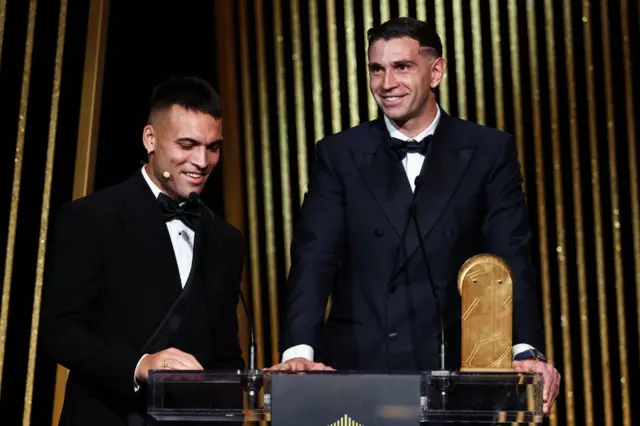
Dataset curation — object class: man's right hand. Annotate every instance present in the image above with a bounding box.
[135,347,203,383]
[265,357,334,372]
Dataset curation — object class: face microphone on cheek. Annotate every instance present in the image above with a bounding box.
[163,171,171,180]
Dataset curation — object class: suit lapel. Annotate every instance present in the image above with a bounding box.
[395,112,476,275]
[120,173,182,309]
[353,119,413,238]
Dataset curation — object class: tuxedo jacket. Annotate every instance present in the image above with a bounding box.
[282,112,544,372]
[41,172,245,425]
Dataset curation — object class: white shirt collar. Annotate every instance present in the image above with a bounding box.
[383,104,441,142]
[141,165,163,199]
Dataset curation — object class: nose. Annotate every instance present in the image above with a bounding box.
[382,70,398,91]
[191,146,208,169]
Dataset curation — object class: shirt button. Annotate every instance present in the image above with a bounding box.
[388,332,398,340]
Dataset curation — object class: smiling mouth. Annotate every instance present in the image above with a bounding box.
[183,172,206,179]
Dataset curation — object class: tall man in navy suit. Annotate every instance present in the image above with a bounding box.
[271,18,561,415]
[41,76,245,425]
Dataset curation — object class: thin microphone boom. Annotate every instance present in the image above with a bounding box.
[409,177,447,372]
[189,192,260,410]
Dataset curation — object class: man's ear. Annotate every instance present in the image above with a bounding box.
[142,124,156,154]
[430,57,447,89]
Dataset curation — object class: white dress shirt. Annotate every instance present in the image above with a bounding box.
[282,106,534,364]
[134,166,196,390]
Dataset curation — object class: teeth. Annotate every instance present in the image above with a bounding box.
[386,97,400,101]
[185,173,202,178]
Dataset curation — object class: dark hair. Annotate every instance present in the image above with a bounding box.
[367,17,442,57]
[148,75,222,122]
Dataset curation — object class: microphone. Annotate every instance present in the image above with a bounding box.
[163,171,171,179]
[410,176,447,372]
[189,192,260,409]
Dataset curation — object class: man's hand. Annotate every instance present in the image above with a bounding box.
[265,357,335,372]
[135,347,203,383]
[513,360,561,415]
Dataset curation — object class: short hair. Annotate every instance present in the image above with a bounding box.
[367,17,443,57]
[148,75,222,122]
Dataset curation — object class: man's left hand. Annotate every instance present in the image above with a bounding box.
[512,360,561,415]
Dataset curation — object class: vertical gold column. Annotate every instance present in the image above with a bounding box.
[291,0,309,200]
[53,2,110,424]
[525,5,555,424]
[543,2,574,424]
[452,0,467,120]
[214,0,250,382]
[563,0,593,423]
[380,0,390,22]
[273,0,293,272]
[489,0,504,130]
[363,0,377,121]
[254,0,280,364]
[507,0,526,193]
[620,0,640,357]
[344,0,359,127]
[434,0,449,112]
[24,2,67,424]
[0,0,37,396]
[416,1,426,21]
[398,0,409,17]
[326,0,341,134]
[582,1,613,425]
[238,0,265,370]
[470,0,484,124]
[309,0,325,142]
[0,0,6,66]
[600,2,631,424]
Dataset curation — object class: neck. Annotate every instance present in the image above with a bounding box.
[145,164,180,201]
[388,99,438,138]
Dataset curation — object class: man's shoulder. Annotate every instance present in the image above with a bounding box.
[57,174,137,220]
[316,120,382,150]
[448,116,512,143]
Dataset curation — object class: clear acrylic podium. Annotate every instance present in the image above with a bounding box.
[147,369,543,424]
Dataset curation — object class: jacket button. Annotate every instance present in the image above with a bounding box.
[388,332,398,340]
[374,228,383,237]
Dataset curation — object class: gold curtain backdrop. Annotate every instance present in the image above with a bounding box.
[0,1,637,425]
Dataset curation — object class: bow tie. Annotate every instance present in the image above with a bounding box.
[389,135,432,160]
[157,193,201,230]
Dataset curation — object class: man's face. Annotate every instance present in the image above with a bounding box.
[368,37,441,125]
[143,105,222,200]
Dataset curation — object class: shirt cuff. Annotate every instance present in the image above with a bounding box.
[512,343,535,358]
[133,354,148,392]
[282,345,314,362]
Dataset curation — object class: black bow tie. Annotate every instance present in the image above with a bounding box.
[157,193,201,230]
[389,135,432,160]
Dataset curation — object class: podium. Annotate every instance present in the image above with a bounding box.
[147,369,543,424]
[148,253,544,424]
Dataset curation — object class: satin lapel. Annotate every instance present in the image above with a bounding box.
[353,120,413,238]
[395,112,476,274]
[120,174,182,309]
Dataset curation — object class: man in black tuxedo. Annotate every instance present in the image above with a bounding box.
[271,18,561,415]
[41,76,245,425]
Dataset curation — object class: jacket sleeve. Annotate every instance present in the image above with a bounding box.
[40,202,142,397]
[481,136,546,353]
[282,140,346,354]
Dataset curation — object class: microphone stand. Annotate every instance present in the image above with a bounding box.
[189,193,262,416]
[409,178,450,410]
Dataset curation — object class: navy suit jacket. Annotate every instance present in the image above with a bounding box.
[282,112,544,372]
